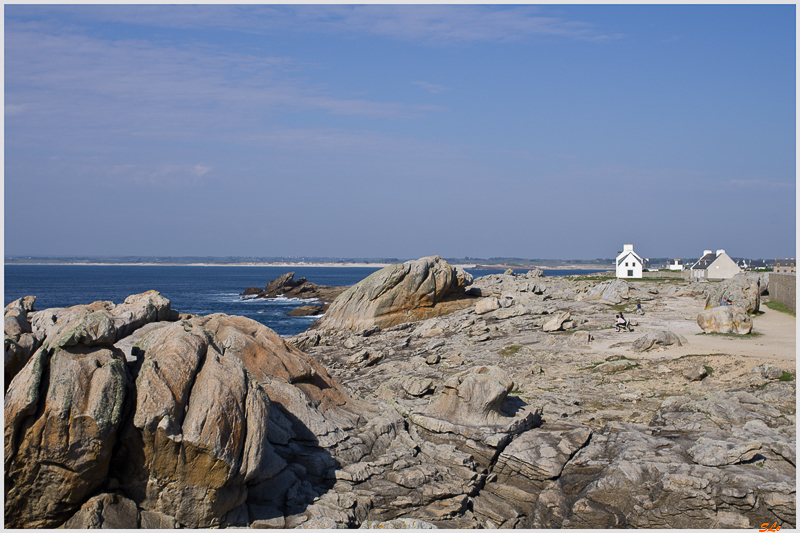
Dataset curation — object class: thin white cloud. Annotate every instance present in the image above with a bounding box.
[4,21,443,151]
[413,81,449,94]
[6,5,619,44]
[192,164,212,178]
[301,5,616,44]
[129,164,216,187]
[5,104,29,116]
[729,179,794,190]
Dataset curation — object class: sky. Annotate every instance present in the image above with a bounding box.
[4,4,796,260]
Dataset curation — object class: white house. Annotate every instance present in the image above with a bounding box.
[616,244,643,279]
[668,259,684,271]
[690,249,741,280]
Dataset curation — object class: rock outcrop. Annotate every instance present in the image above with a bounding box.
[5,271,796,530]
[704,272,766,313]
[423,365,517,426]
[585,279,631,303]
[286,304,327,316]
[313,256,475,332]
[5,342,129,527]
[291,271,794,528]
[542,311,570,332]
[4,293,374,529]
[4,296,40,391]
[632,330,686,352]
[241,272,347,304]
[697,305,753,334]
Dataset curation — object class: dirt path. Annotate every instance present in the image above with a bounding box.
[665,300,796,365]
[590,295,796,373]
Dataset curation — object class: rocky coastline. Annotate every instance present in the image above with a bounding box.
[4,256,795,529]
[241,271,349,317]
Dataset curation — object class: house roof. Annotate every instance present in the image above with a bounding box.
[691,252,717,270]
[616,251,642,267]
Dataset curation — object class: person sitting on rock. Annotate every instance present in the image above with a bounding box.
[720,298,730,306]
[615,313,627,332]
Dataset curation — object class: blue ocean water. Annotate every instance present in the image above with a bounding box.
[4,265,606,336]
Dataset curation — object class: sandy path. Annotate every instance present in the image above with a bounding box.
[590,296,796,371]
[665,300,796,365]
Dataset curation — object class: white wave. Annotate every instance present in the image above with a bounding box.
[268,295,320,304]
[235,295,318,304]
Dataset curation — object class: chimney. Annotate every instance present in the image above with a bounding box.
[624,244,633,252]
[716,249,725,256]
[703,250,712,256]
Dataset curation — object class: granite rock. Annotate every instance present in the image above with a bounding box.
[314,256,474,332]
[697,305,752,334]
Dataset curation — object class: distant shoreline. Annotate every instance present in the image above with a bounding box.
[5,261,613,271]
[4,262,394,268]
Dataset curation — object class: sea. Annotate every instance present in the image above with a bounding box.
[4,265,607,336]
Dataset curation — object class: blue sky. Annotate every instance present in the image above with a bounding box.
[4,5,796,260]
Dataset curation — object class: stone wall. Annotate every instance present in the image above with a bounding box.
[642,270,691,279]
[768,273,796,313]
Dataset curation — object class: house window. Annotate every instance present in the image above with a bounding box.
[628,270,633,277]
[625,262,629,267]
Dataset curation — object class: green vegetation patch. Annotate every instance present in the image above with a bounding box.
[580,356,639,372]
[678,353,727,359]
[567,275,614,281]
[499,345,523,356]
[703,365,714,376]
[765,300,796,317]
[621,376,652,384]
[695,332,762,339]
[628,277,687,283]
[779,371,795,382]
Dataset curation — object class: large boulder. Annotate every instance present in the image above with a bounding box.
[28,290,172,346]
[632,330,686,352]
[424,366,514,427]
[697,305,752,334]
[62,493,143,529]
[542,311,570,332]
[5,344,129,528]
[5,291,374,529]
[585,279,631,304]
[110,320,283,528]
[4,295,40,390]
[313,256,474,331]
[400,366,542,470]
[475,297,500,315]
[704,272,765,313]
[109,290,173,339]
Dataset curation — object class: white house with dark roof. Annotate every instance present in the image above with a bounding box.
[774,258,796,273]
[690,249,741,280]
[616,244,643,278]
[668,259,684,271]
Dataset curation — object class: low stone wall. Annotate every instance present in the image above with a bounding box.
[768,273,796,313]
[642,270,691,279]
